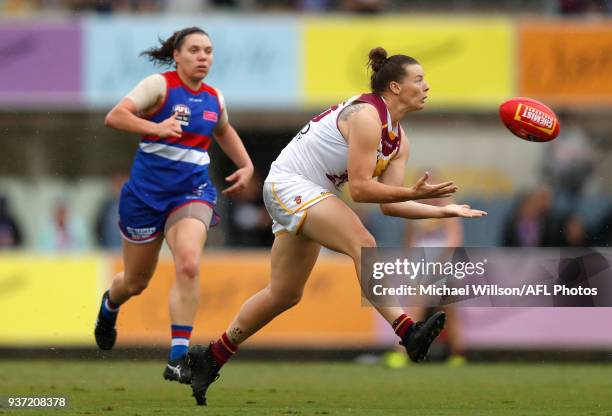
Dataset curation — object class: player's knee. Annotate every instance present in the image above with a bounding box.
[270,289,303,311]
[360,232,377,249]
[125,279,149,296]
[284,291,303,309]
[277,294,302,311]
[348,231,377,260]
[176,256,200,280]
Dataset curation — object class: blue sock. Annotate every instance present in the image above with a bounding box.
[169,325,192,361]
[100,290,120,325]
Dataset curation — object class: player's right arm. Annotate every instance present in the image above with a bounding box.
[341,104,456,203]
[104,74,181,139]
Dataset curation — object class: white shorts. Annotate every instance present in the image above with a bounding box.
[263,175,335,235]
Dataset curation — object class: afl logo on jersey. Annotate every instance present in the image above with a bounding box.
[172,104,191,126]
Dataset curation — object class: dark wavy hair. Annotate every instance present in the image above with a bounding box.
[140,27,209,67]
[368,46,419,94]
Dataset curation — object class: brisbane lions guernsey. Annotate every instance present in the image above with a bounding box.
[127,71,222,211]
[267,93,402,192]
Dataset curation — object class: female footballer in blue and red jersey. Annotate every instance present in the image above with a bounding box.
[94,27,254,387]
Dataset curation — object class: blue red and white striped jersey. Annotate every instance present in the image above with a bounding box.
[127,71,222,211]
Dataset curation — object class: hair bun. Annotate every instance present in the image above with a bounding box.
[368,47,388,73]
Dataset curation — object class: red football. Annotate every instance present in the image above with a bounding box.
[499,97,560,142]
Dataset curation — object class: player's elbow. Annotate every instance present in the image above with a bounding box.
[104,110,117,129]
[350,182,371,203]
[104,106,128,129]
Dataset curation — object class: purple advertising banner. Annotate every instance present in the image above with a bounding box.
[0,21,81,106]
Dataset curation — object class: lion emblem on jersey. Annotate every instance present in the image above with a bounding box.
[372,156,391,177]
[373,133,400,177]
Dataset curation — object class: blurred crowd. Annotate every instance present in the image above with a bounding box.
[1,171,611,253]
[1,112,611,252]
[2,0,611,14]
[503,115,611,248]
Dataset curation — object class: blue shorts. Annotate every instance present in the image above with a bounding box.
[118,183,220,244]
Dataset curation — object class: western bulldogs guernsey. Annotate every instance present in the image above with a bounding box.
[119,71,222,242]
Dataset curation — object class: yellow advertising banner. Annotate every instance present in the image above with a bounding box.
[303,17,514,109]
[519,21,612,105]
[0,255,101,345]
[112,252,378,347]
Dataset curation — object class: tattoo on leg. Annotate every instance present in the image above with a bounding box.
[229,327,243,344]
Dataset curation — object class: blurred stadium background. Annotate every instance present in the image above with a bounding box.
[1,1,612,414]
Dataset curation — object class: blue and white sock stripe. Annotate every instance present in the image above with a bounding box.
[170,325,192,345]
[171,338,190,347]
[169,324,193,360]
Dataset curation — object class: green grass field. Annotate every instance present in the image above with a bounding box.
[1,360,611,415]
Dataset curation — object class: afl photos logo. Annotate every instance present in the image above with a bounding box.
[172,104,191,126]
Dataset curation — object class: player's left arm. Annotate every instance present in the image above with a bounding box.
[378,128,487,219]
[212,89,254,196]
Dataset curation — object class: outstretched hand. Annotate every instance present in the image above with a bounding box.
[442,204,488,218]
[409,172,458,200]
[222,166,254,196]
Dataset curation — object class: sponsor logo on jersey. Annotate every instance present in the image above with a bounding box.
[203,111,218,122]
[294,195,302,205]
[172,104,191,126]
